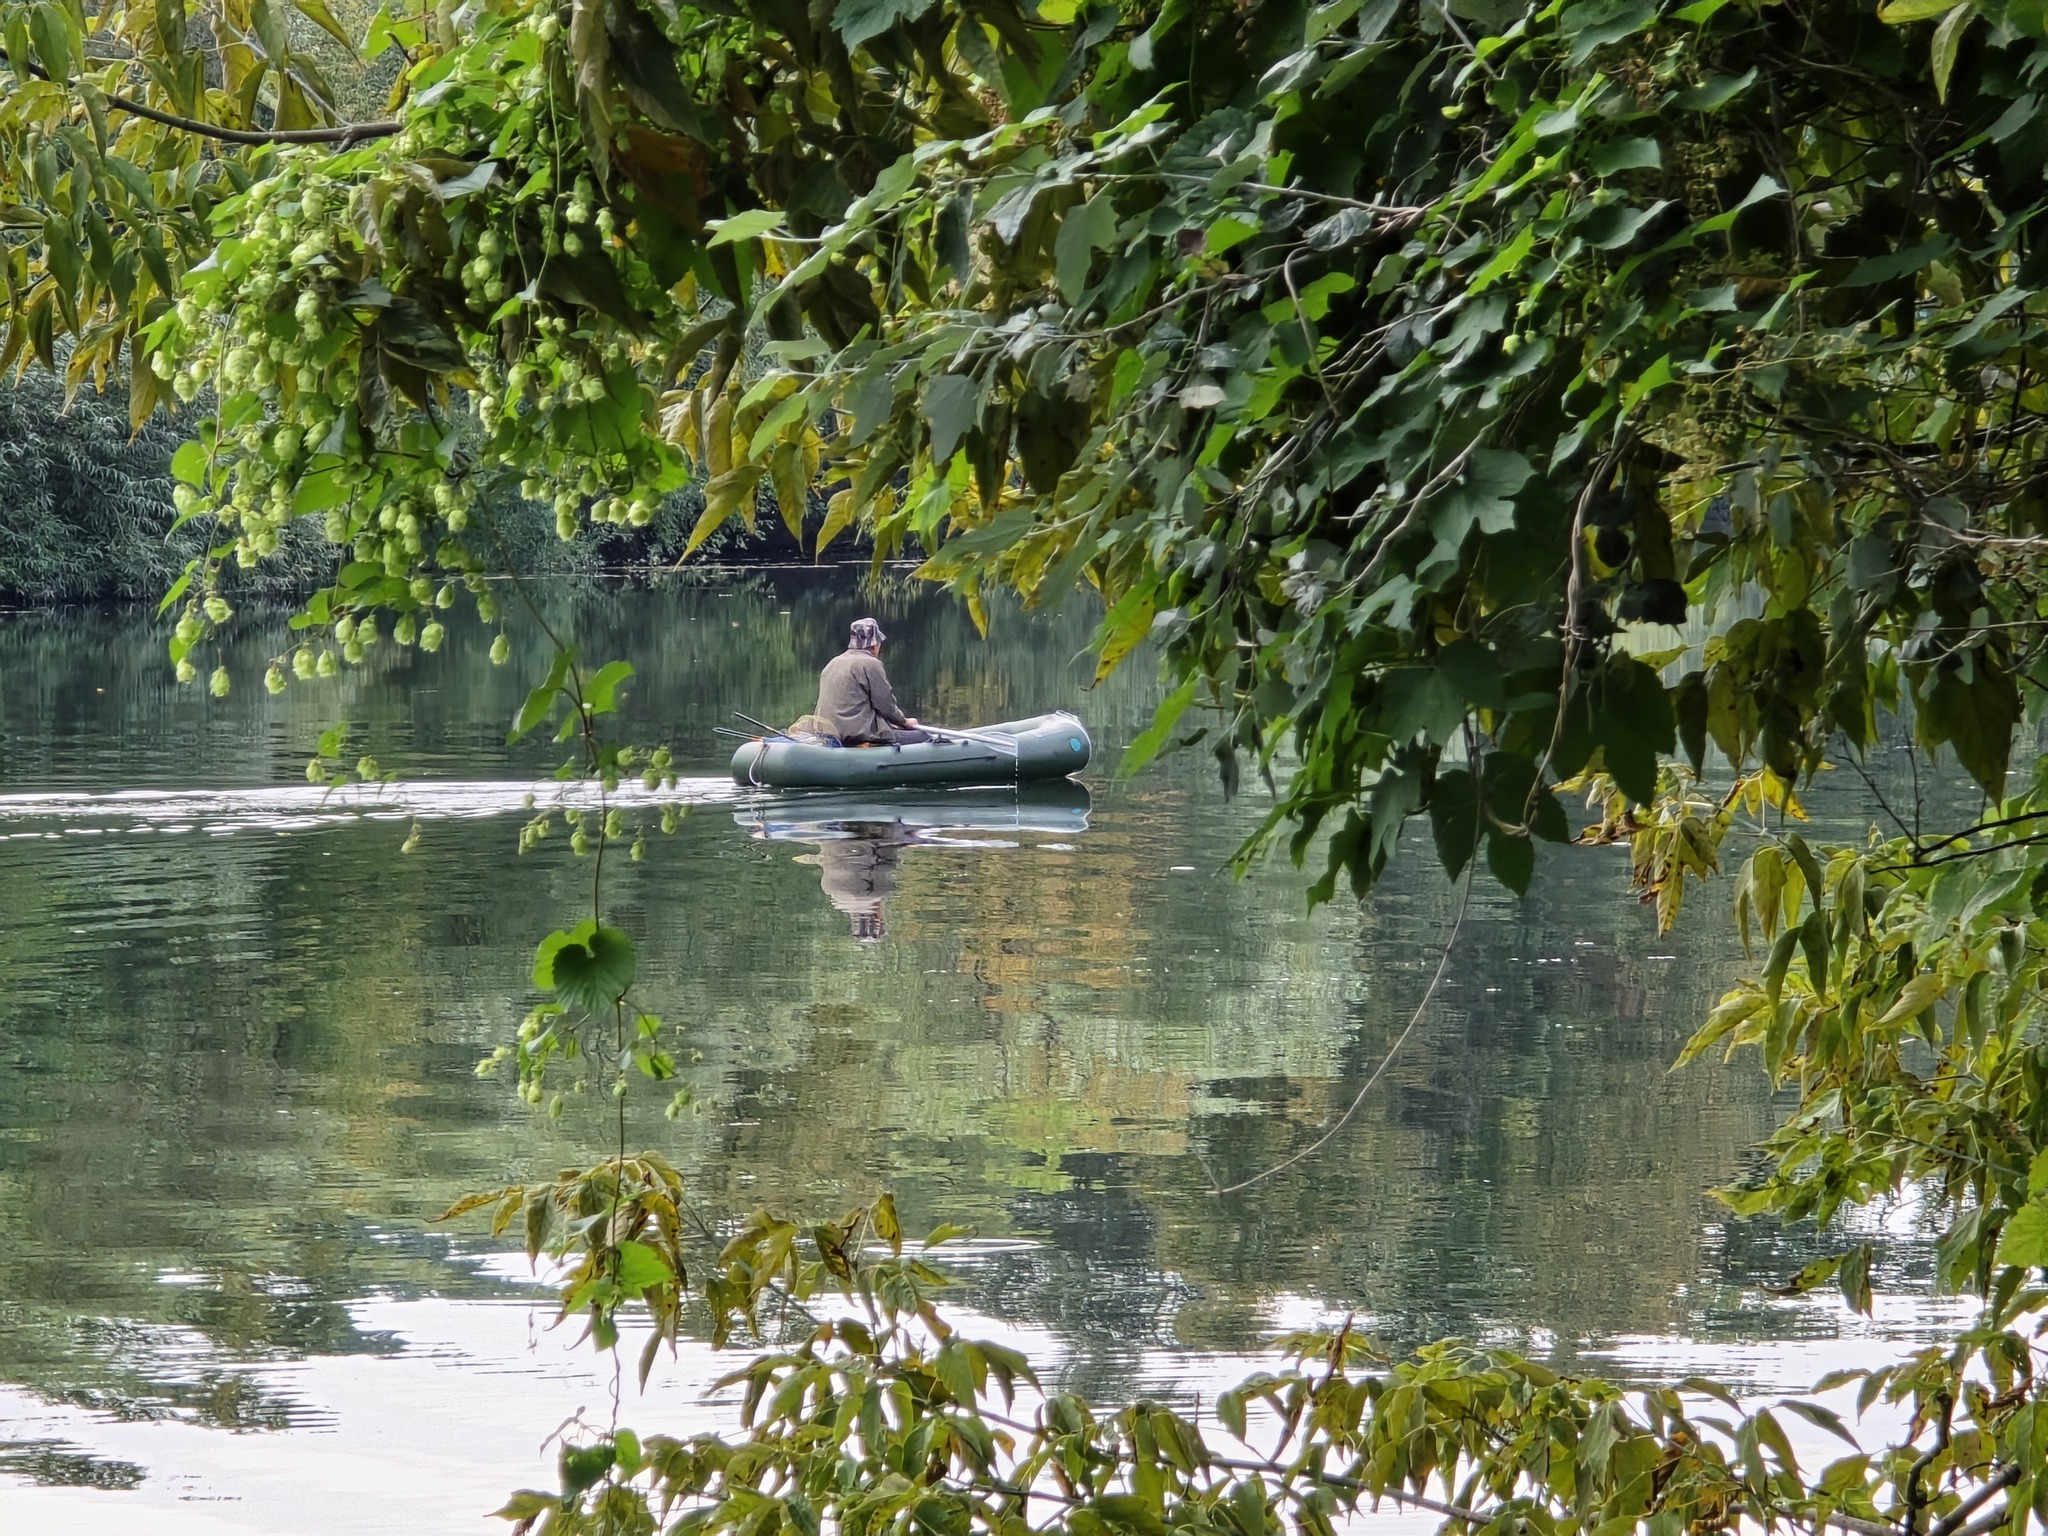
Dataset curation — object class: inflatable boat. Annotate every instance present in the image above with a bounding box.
[729,711,1091,790]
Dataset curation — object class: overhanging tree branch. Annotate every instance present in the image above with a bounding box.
[0,52,399,145]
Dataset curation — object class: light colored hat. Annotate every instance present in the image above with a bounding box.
[849,617,887,649]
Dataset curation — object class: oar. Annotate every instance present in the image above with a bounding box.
[927,725,1020,756]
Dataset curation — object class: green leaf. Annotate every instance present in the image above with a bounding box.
[510,649,574,743]
[872,1191,901,1250]
[1563,0,1654,61]
[1592,655,1676,805]
[1093,577,1158,684]
[1842,237,1956,288]
[292,468,351,515]
[706,208,785,246]
[1431,766,1479,879]
[615,1239,674,1295]
[1121,678,1199,777]
[492,1491,560,1521]
[1294,272,1354,320]
[1487,828,1534,895]
[1055,197,1119,303]
[1672,669,1708,773]
[171,441,208,487]
[291,0,358,49]
[2026,1144,2048,1198]
[1589,136,1662,175]
[155,566,195,618]
[1089,1494,1169,1536]
[921,374,978,464]
[1919,657,2019,797]
[28,2,72,83]
[533,922,638,1015]
[586,660,634,715]
[1930,2,1970,97]
[832,0,936,49]
[2000,1200,2048,1267]
[1671,68,1757,110]
[1429,449,1531,552]
[559,1444,615,1499]
[1779,1400,1860,1448]
[435,160,499,199]
[1621,353,1676,414]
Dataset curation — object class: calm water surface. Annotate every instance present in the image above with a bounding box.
[0,574,1959,1532]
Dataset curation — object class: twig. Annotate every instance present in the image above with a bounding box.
[1281,250,1338,411]
[1523,438,1625,830]
[1210,854,1477,1196]
[1347,438,1483,596]
[1930,1464,2019,1536]
[1946,1502,2015,1536]
[1145,171,1430,218]
[0,50,400,145]
[1838,745,1918,845]
[1208,1452,1901,1536]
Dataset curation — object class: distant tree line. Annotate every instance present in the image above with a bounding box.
[0,374,816,606]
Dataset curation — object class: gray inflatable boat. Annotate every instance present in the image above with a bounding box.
[730,711,1091,790]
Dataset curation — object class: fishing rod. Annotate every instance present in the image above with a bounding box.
[732,710,781,736]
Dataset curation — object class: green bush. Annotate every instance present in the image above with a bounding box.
[0,369,337,605]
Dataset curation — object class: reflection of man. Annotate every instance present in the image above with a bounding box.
[795,827,904,942]
[816,618,928,745]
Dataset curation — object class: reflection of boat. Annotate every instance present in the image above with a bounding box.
[737,783,1090,941]
[729,712,1091,789]
[736,781,1092,841]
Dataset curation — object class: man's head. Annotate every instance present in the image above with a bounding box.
[848,617,886,655]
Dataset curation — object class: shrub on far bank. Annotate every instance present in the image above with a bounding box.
[0,373,814,608]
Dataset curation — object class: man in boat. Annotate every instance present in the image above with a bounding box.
[815,618,930,746]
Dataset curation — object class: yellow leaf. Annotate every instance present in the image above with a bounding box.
[1094,583,1157,685]
[1877,0,1961,21]
[770,441,808,549]
[1873,972,1947,1028]
[684,465,762,560]
[1656,869,1685,933]
[706,388,734,477]
[816,489,857,561]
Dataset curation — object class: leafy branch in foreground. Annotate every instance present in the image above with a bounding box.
[444,1175,2048,1536]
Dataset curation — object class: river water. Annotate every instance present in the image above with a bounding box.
[0,573,1963,1532]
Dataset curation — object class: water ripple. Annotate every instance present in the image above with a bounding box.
[0,777,747,839]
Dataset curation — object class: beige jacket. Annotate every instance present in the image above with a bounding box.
[815,649,909,743]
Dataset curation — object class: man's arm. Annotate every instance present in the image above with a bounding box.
[861,658,912,727]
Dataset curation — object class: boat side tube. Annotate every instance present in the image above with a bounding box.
[730,711,1090,789]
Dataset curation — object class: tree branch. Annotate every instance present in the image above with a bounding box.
[0,52,399,145]
[1929,1466,2020,1536]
